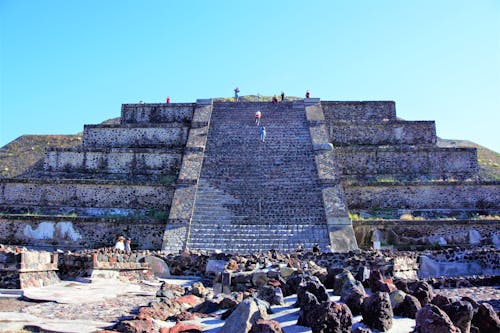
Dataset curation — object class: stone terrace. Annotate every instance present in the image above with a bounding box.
[0,98,498,253]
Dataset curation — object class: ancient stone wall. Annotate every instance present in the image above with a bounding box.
[0,179,173,212]
[59,251,153,281]
[345,181,500,209]
[321,101,396,122]
[0,248,59,288]
[121,103,194,124]
[83,124,188,148]
[336,146,478,179]
[353,219,500,249]
[328,121,436,145]
[44,147,181,175]
[0,216,166,249]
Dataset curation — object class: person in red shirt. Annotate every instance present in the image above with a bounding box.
[166,96,171,103]
[305,90,310,98]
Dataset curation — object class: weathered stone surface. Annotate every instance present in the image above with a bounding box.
[409,281,434,307]
[309,301,352,333]
[257,285,284,306]
[471,303,500,333]
[361,292,393,332]
[393,294,421,319]
[249,319,283,333]
[142,256,170,278]
[442,301,474,333]
[339,281,367,315]
[414,304,461,333]
[295,276,329,307]
[219,297,269,333]
[297,291,320,327]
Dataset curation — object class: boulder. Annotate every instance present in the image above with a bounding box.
[340,282,367,315]
[156,281,184,299]
[368,269,396,293]
[252,271,269,288]
[309,301,352,333]
[471,303,500,333]
[409,281,434,307]
[219,297,269,333]
[191,282,206,297]
[442,301,474,333]
[414,304,461,333]
[389,290,407,310]
[142,256,170,278]
[284,273,304,296]
[161,322,202,333]
[325,267,346,289]
[431,294,453,308]
[257,285,284,306]
[393,278,411,293]
[295,276,329,307]
[114,318,155,333]
[333,270,356,294]
[361,292,393,332]
[393,294,421,319]
[296,291,320,327]
[249,319,283,333]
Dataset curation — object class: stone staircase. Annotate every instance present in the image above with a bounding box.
[186,101,332,252]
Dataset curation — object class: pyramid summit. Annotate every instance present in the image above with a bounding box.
[0,98,498,252]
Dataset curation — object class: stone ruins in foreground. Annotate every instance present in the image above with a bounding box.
[0,99,498,253]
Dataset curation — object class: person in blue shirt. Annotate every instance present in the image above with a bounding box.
[259,126,266,142]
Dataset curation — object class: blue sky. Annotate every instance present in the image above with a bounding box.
[1,0,499,151]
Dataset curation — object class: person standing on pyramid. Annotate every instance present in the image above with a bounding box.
[259,126,266,142]
[280,91,285,102]
[305,90,310,98]
[255,109,262,125]
[234,87,240,102]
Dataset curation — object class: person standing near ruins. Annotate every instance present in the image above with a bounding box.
[255,110,262,125]
[166,96,171,104]
[280,91,285,102]
[234,87,240,102]
[125,238,132,252]
[272,95,278,104]
[305,90,310,98]
[114,236,125,251]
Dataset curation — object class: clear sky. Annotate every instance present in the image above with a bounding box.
[1,0,499,151]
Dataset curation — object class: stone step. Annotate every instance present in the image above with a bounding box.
[188,101,330,252]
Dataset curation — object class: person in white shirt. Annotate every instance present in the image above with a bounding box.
[114,236,125,251]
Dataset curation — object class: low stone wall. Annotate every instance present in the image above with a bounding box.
[159,249,419,279]
[59,250,153,281]
[345,181,500,209]
[0,179,174,211]
[121,103,194,124]
[418,248,500,278]
[336,146,478,179]
[0,216,166,250]
[353,219,500,249]
[44,147,181,175]
[0,247,59,288]
[82,124,189,148]
[322,101,396,122]
[328,121,436,145]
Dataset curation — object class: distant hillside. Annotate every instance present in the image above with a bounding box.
[0,118,120,179]
[437,138,500,180]
[0,135,83,178]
